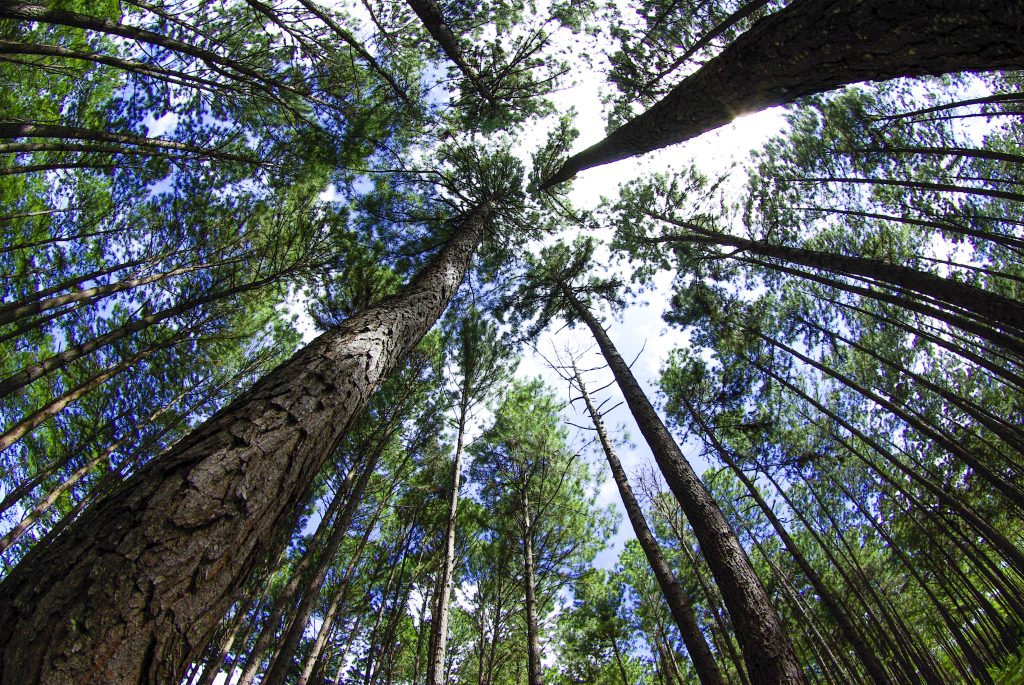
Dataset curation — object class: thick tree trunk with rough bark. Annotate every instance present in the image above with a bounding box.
[562,286,806,685]
[0,204,490,685]
[575,371,726,685]
[542,0,1024,186]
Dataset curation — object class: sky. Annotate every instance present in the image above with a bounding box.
[514,58,789,567]
[296,5,791,575]
[197,6,788,682]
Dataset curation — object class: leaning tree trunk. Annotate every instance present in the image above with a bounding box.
[575,370,726,685]
[261,443,386,685]
[0,203,491,685]
[403,0,494,104]
[681,395,893,685]
[561,286,806,685]
[542,0,1024,186]
[648,216,1024,338]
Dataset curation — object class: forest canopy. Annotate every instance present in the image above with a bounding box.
[1,1,1023,684]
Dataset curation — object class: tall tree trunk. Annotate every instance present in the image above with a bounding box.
[521,491,544,685]
[295,495,386,685]
[196,602,250,685]
[235,470,357,685]
[759,331,1024,510]
[561,286,806,685]
[0,4,319,104]
[679,394,895,685]
[542,0,1024,186]
[647,214,1024,338]
[751,356,1024,581]
[0,258,233,329]
[0,204,491,685]
[403,0,494,104]
[261,443,386,685]
[426,396,470,685]
[0,267,289,400]
[292,0,412,107]
[575,370,726,685]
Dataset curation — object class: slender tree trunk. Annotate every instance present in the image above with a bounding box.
[828,296,1024,393]
[576,370,725,685]
[795,205,1024,254]
[297,464,401,685]
[649,213,1024,337]
[759,331,1024,509]
[0,258,232,328]
[521,491,544,685]
[751,356,1024,580]
[292,0,412,106]
[683,394,893,685]
[403,0,493,104]
[794,174,1024,207]
[426,396,469,685]
[610,637,631,685]
[641,0,773,93]
[798,316,1024,456]
[0,39,240,95]
[0,252,157,322]
[543,0,1024,186]
[562,286,805,685]
[261,444,385,685]
[196,604,249,685]
[0,325,193,454]
[0,350,269,521]
[235,471,357,685]
[0,3,319,103]
[0,122,260,165]
[0,267,288,400]
[0,204,490,685]
[832,479,994,684]
[739,256,1024,363]
[793,474,947,684]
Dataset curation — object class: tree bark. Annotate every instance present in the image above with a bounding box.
[542,0,1024,186]
[562,286,806,685]
[0,204,490,685]
[575,370,726,685]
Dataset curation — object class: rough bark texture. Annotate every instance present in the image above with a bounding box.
[563,287,806,685]
[0,205,489,685]
[543,0,1024,186]
[576,372,726,685]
